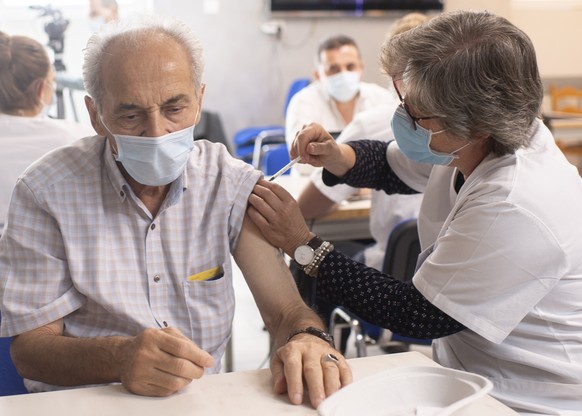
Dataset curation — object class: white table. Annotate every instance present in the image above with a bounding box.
[273,174,372,241]
[0,352,517,415]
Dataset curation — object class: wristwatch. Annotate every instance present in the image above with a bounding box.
[293,235,324,268]
[286,326,335,349]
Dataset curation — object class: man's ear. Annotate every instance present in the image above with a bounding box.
[194,83,206,125]
[85,95,106,136]
[313,68,321,81]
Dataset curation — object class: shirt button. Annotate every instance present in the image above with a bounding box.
[150,223,156,230]
[163,321,168,327]
[153,274,160,283]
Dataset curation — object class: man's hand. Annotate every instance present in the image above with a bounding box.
[271,334,352,408]
[117,327,215,396]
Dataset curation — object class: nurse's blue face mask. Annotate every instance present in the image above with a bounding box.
[391,81,470,165]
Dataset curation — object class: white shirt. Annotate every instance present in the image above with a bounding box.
[388,119,582,414]
[310,105,423,270]
[0,137,261,392]
[285,80,394,175]
[0,114,94,230]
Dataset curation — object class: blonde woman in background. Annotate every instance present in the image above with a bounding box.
[0,32,94,230]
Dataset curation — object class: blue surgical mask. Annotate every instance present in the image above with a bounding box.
[102,120,196,186]
[323,71,360,102]
[391,105,468,165]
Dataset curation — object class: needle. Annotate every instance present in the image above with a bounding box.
[268,156,302,181]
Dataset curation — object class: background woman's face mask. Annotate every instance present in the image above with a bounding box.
[101,119,196,186]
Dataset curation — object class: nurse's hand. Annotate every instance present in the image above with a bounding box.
[247,179,312,257]
[291,123,356,178]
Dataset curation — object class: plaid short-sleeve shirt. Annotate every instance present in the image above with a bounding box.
[0,136,261,391]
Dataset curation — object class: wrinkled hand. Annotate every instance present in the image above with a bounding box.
[291,123,355,177]
[247,179,312,256]
[117,327,215,396]
[271,334,352,408]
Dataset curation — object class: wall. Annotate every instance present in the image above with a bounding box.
[2,0,581,143]
[157,0,582,146]
[152,0,426,143]
[446,0,582,80]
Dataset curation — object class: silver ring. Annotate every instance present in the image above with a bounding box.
[322,353,339,364]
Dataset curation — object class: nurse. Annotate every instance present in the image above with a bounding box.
[248,10,582,415]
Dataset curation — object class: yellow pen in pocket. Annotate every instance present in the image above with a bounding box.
[188,266,223,282]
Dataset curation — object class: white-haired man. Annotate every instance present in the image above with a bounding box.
[0,17,351,407]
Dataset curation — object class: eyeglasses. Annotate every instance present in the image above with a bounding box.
[393,80,439,130]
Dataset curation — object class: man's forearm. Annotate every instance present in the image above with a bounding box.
[11,323,128,387]
[268,302,328,351]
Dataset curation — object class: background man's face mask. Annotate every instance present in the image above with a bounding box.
[322,71,361,103]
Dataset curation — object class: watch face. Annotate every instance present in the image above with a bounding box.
[294,245,315,266]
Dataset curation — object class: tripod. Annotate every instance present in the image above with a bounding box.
[30,5,69,119]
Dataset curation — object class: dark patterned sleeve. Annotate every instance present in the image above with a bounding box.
[322,140,418,195]
[316,250,465,339]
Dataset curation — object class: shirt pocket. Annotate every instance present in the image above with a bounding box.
[182,262,234,372]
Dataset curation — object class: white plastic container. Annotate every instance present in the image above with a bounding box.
[318,366,493,416]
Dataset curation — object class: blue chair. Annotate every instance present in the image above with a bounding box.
[233,78,309,163]
[261,143,291,176]
[0,331,28,396]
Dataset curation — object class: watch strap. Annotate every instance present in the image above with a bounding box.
[307,235,324,250]
[286,326,335,349]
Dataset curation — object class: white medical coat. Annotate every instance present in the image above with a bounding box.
[388,119,582,415]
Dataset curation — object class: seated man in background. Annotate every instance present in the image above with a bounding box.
[0,31,94,231]
[285,33,394,175]
[0,17,351,408]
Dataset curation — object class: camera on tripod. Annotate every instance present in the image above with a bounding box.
[30,5,69,72]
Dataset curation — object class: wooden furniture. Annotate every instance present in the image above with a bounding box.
[550,85,582,115]
[543,111,582,174]
[0,352,518,415]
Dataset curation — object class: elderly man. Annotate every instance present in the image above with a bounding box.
[0,17,351,407]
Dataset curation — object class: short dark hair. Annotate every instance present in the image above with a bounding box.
[316,34,359,63]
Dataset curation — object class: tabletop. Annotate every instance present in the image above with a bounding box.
[0,352,517,416]
[273,174,372,241]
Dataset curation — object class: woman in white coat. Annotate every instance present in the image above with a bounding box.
[0,32,94,230]
[248,10,582,415]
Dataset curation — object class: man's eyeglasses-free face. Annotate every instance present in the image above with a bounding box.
[393,80,439,130]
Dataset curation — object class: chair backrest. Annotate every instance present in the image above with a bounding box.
[0,336,27,396]
[382,218,421,282]
[550,85,582,114]
[233,78,309,163]
[262,143,291,176]
[284,78,310,115]
[194,110,231,153]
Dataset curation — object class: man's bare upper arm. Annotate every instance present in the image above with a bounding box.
[233,214,304,327]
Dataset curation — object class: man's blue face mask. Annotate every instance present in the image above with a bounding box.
[101,118,196,186]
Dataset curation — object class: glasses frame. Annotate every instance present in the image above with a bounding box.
[393,80,439,130]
